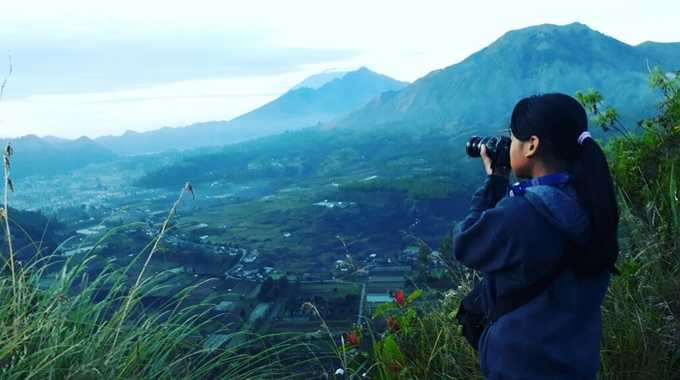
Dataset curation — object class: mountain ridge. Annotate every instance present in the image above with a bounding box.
[336,22,680,132]
[6,135,117,179]
[94,67,408,155]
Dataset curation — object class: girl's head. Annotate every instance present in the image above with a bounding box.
[509,93,586,179]
[509,93,619,275]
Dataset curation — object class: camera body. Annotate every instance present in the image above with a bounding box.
[466,135,511,171]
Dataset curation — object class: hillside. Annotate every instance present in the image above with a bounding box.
[635,41,680,69]
[6,135,117,178]
[95,67,408,155]
[0,207,65,259]
[338,22,680,132]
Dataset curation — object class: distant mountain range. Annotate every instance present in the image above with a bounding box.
[138,22,680,190]
[105,23,679,158]
[337,22,680,132]
[5,135,116,178]
[8,22,680,178]
[95,67,408,155]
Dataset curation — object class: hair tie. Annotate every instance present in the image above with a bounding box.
[577,131,592,145]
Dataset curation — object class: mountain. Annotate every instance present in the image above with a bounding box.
[635,41,680,70]
[291,70,350,90]
[338,23,680,132]
[139,22,680,191]
[96,67,408,156]
[6,135,117,178]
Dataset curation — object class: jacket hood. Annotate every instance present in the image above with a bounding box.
[522,184,590,246]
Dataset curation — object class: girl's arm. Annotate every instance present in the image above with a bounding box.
[453,175,523,273]
[462,174,509,219]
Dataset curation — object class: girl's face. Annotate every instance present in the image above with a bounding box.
[509,132,538,179]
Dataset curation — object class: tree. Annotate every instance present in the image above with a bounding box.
[575,88,631,140]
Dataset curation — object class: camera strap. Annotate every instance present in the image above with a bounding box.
[509,172,570,197]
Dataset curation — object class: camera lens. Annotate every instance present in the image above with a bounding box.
[465,135,511,171]
[466,136,483,157]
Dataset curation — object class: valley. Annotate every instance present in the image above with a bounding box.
[9,125,481,337]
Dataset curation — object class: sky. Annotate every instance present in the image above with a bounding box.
[0,0,678,139]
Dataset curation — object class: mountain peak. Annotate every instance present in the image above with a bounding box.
[505,21,594,36]
[471,22,638,71]
[291,70,350,90]
[328,67,408,89]
[343,66,381,78]
[339,22,679,132]
[123,129,139,136]
[291,66,396,91]
[491,22,606,49]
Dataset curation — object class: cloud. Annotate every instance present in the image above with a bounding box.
[1,33,359,97]
[0,71,319,139]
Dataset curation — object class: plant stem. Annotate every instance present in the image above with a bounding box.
[111,182,192,348]
[3,146,17,307]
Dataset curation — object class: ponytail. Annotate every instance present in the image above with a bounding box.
[571,138,620,274]
[510,93,620,274]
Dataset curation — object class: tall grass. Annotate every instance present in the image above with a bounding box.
[0,256,307,379]
[3,143,18,310]
[597,69,680,378]
[598,157,680,379]
[0,143,314,379]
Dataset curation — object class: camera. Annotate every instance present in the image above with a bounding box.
[466,135,511,171]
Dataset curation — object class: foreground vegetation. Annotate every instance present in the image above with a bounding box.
[322,70,679,379]
[0,176,311,378]
[596,69,679,378]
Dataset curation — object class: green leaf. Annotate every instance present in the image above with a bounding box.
[372,302,397,319]
[379,334,405,364]
[407,289,422,304]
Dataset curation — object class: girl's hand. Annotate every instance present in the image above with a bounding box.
[480,145,510,177]
[480,145,494,176]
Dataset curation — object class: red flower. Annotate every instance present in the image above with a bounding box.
[345,331,360,346]
[393,289,405,306]
[386,316,400,332]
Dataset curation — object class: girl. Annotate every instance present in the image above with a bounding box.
[454,93,619,379]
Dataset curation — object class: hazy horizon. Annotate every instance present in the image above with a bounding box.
[0,0,678,139]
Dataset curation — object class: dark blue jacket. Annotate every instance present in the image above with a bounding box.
[453,175,609,380]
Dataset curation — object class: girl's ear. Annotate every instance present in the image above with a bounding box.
[524,135,540,158]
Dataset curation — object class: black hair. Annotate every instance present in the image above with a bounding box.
[510,93,619,275]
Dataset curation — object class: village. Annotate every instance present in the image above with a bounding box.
[51,205,447,336]
[9,155,454,341]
